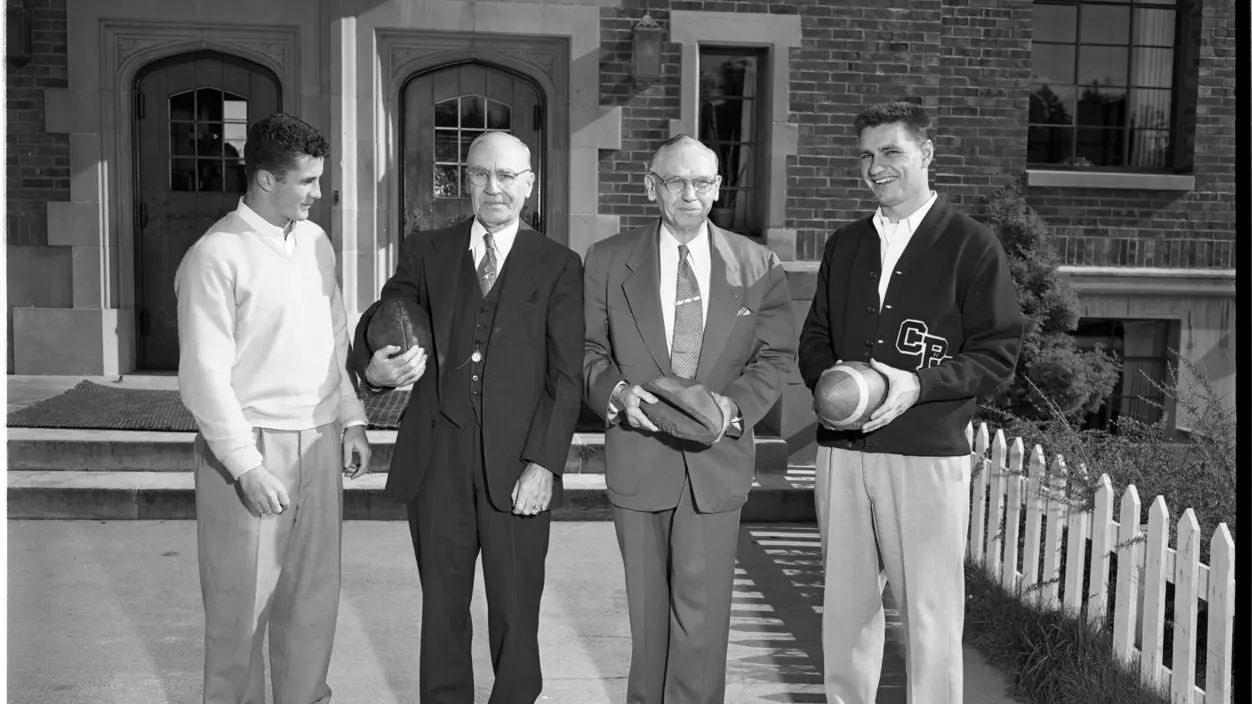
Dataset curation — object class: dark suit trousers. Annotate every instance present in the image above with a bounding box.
[408,415,552,704]
[613,474,742,704]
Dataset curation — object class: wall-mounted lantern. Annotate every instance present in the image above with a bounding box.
[6,4,32,68]
[631,13,664,86]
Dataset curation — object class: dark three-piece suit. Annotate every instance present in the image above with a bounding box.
[349,217,584,704]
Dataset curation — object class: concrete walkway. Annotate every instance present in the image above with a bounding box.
[7,520,1029,704]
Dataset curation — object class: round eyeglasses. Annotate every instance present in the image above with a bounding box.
[466,169,532,187]
[648,171,719,195]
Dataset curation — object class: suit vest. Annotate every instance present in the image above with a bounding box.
[440,248,508,427]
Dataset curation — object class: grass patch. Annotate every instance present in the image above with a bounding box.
[963,560,1170,704]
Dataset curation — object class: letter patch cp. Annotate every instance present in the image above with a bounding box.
[896,319,953,370]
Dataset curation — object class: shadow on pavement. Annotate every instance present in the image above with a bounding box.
[732,523,910,704]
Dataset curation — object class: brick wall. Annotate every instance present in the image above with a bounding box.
[596,0,1234,266]
[598,0,1034,258]
[6,0,70,247]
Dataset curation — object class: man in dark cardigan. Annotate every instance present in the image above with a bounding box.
[798,101,1024,704]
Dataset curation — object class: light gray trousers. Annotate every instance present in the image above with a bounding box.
[815,447,971,704]
[195,424,343,704]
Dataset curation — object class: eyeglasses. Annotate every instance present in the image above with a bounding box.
[466,169,532,187]
[648,171,719,195]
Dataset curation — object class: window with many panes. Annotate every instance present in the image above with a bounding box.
[1028,0,1181,170]
[170,88,248,192]
[433,95,512,198]
[698,48,766,237]
[1074,318,1175,432]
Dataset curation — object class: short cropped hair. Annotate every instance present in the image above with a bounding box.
[853,101,935,145]
[650,134,720,172]
[244,113,330,182]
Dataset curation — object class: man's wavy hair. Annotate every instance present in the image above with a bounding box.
[853,101,935,146]
[244,113,331,183]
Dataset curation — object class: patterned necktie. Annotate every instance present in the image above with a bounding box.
[670,243,704,379]
[477,231,498,296]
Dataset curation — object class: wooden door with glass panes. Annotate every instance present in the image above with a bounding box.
[401,62,544,236]
[134,53,280,370]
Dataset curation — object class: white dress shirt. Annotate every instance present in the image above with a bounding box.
[658,222,712,354]
[871,191,938,307]
[469,217,521,269]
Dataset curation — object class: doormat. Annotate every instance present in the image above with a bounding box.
[7,380,410,431]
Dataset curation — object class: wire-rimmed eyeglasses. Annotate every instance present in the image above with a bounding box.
[466,169,532,187]
[647,171,720,195]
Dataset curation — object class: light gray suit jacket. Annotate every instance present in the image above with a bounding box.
[583,220,796,513]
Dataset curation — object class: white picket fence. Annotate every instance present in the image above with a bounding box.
[965,422,1236,704]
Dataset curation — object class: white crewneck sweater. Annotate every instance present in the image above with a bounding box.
[175,199,367,479]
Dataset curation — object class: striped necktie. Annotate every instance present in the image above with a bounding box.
[670,243,704,378]
[477,231,498,296]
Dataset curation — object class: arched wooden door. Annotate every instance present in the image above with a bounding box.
[133,52,281,370]
[401,62,545,236]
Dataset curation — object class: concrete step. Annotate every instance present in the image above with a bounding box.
[7,470,817,522]
[6,428,793,475]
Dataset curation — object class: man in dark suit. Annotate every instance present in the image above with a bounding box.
[583,135,796,704]
[350,131,584,704]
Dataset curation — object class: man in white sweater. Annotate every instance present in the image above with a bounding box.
[175,113,377,704]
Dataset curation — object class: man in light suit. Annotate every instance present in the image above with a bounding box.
[583,135,796,704]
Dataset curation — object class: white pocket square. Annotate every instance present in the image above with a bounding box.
[736,306,753,316]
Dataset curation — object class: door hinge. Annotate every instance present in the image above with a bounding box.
[135,91,145,120]
[533,104,543,130]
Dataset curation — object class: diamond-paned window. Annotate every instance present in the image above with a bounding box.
[170,88,248,192]
[434,95,512,198]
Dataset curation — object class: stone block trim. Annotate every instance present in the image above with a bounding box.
[669,10,802,255]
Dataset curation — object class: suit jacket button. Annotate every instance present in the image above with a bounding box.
[867,305,877,314]
[869,271,879,280]
[864,339,873,347]
[429,420,436,428]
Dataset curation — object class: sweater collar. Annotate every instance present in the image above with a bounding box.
[235,198,295,242]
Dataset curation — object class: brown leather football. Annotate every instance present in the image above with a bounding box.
[640,376,725,447]
[366,298,433,357]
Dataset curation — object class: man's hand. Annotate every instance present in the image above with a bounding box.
[511,462,554,516]
[862,359,921,433]
[711,391,738,442]
[237,466,290,517]
[342,425,371,479]
[365,344,427,388]
[614,383,661,433]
